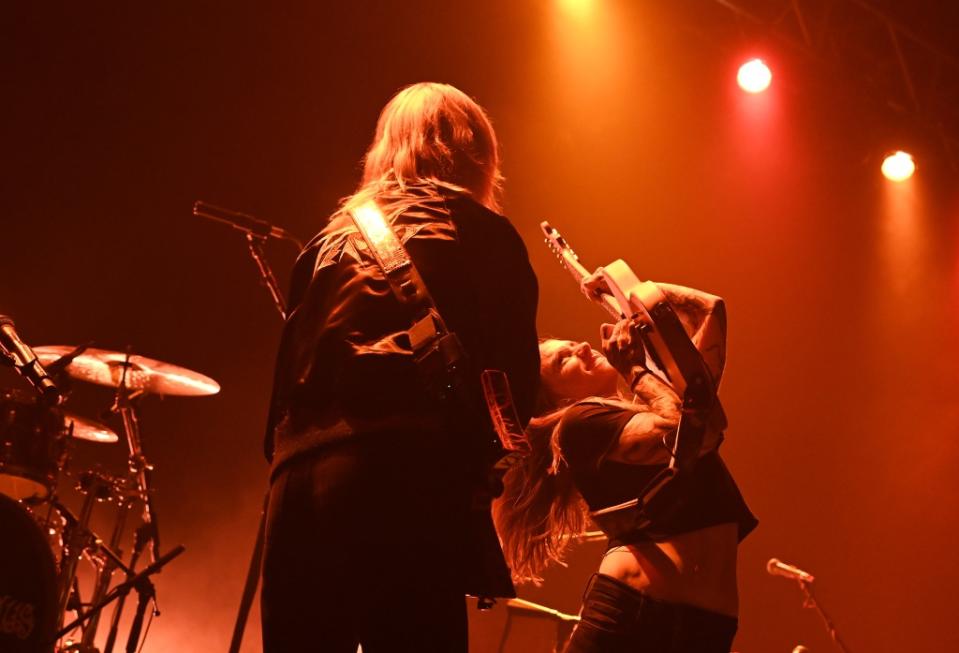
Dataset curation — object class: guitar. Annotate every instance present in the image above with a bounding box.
[540,221,720,404]
[540,222,732,534]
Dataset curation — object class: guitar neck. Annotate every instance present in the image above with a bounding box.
[542,220,625,319]
[565,255,623,319]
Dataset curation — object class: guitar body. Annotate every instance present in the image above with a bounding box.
[602,260,684,394]
[602,259,719,411]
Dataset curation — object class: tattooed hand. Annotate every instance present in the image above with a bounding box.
[600,317,647,379]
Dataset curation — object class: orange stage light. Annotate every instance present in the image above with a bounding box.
[557,0,595,19]
[737,58,772,94]
[881,151,916,182]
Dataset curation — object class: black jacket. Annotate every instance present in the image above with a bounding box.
[264,183,540,472]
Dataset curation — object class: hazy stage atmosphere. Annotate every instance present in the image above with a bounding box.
[4,1,959,652]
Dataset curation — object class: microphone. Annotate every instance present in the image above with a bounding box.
[767,557,815,584]
[193,201,302,246]
[0,315,61,404]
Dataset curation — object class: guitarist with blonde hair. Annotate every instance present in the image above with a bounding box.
[493,270,757,653]
[261,82,540,652]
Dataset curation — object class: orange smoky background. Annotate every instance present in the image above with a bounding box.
[3,1,959,652]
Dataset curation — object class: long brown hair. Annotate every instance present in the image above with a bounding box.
[344,82,503,213]
[492,387,589,584]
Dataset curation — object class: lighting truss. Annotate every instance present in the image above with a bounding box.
[684,0,959,169]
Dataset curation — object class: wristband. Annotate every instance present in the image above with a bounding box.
[628,367,649,388]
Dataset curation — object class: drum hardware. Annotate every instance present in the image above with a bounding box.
[49,487,139,653]
[55,470,119,630]
[101,352,162,564]
[24,496,69,556]
[63,414,119,444]
[100,521,152,653]
[77,483,136,652]
[55,545,185,653]
[33,346,221,398]
[0,390,69,501]
[18,344,219,653]
[58,348,166,652]
[44,342,94,399]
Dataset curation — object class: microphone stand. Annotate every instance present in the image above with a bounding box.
[245,234,288,320]
[222,214,288,653]
[193,200,299,320]
[796,579,852,653]
[54,545,185,643]
[125,575,157,653]
[228,493,268,653]
[102,521,152,653]
[194,201,292,652]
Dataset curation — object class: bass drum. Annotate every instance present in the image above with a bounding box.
[0,494,58,653]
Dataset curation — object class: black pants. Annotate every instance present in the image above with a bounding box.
[564,574,738,653]
[261,435,470,653]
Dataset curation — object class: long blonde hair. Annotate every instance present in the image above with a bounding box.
[345,82,503,213]
[492,385,589,584]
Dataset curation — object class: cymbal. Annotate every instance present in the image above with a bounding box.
[34,346,221,397]
[64,412,119,443]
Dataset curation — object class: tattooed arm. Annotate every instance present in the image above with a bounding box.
[654,282,727,386]
[600,319,722,464]
[580,269,728,385]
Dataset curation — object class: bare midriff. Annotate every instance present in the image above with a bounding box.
[596,522,740,617]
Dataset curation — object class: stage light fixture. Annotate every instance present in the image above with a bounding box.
[737,58,772,93]
[881,151,916,182]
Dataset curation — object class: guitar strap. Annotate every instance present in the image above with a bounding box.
[589,302,721,538]
[348,199,516,600]
[349,200,462,386]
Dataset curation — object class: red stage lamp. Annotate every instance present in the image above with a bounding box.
[737,58,772,93]
[881,151,916,182]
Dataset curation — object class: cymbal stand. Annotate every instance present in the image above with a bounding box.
[108,351,162,562]
[56,487,97,627]
[84,350,166,653]
[124,573,157,653]
[56,471,115,632]
[79,484,134,651]
[55,545,185,646]
[102,520,151,653]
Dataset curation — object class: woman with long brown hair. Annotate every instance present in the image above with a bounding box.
[261,82,540,652]
[494,280,756,652]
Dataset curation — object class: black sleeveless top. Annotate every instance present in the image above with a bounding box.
[557,400,757,547]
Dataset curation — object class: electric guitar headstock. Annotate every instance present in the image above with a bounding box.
[540,221,590,282]
[541,221,624,319]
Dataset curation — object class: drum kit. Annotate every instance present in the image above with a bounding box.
[0,344,220,653]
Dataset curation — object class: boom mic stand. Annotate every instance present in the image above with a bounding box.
[55,546,185,647]
[102,521,152,653]
[191,201,296,653]
[125,574,156,653]
[193,200,301,320]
